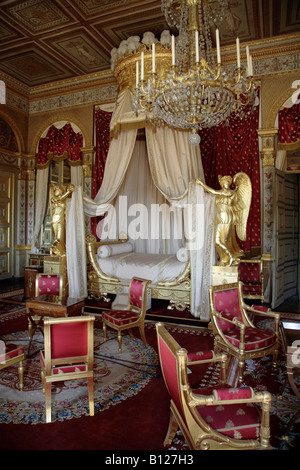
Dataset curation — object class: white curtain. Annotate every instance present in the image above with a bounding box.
[186,182,216,320]
[66,185,87,298]
[98,136,185,254]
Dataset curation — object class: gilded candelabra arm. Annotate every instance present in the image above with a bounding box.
[195,59,221,83]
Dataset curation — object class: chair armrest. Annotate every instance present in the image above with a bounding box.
[212,310,245,330]
[190,386,272,407]
[245,304,280,324]
[187,349,227,365]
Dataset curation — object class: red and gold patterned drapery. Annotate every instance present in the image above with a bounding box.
[199,92,261,255]
[278,93,300,149]
[37,123,83,167]
[91,108,112,238]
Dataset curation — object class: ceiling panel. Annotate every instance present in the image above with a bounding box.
[0,0,299,88]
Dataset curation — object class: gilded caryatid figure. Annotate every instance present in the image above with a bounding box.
[196,173,252,266]
[50,184,74,256]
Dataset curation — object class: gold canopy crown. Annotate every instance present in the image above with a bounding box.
[113,42,172,92]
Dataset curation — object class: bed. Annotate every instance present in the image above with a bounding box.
[86,233,191,311]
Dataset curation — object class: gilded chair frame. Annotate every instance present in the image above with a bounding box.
[40,315,95,423]
[156,322,272,450]
[238,258,264,304]
[209,282,280,384]
[102,277,151,353]
[0,343,25,391]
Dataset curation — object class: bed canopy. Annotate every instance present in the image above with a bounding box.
[82,37,216,319]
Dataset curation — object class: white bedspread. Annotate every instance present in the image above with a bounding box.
[96,252,187,284]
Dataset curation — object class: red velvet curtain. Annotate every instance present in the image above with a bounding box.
[91,108,112,238]
[37,123,83,166]
[278,94,300,145]
[199,96,261,254]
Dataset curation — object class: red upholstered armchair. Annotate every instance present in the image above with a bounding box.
[238,259,264,303]
[209,282,280,384]
[0,342,25,391]
[40,315,95,423]
[102,277,151,353]
[156,322,272,450]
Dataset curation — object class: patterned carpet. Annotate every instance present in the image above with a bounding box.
[0,327,158,424]
[0,291,299,450]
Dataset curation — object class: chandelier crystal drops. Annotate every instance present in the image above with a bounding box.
[132,0,257,144]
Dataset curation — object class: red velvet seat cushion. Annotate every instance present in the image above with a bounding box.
[102,310,140,326]
[225,326,276,351]
[197,402,260,439]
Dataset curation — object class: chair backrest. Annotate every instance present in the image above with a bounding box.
[209,282,244,333]
[43,316,94,368]
[156,322,186,422]
[238,260,262,283]
[128,277,150,313]
[35,273,64,297]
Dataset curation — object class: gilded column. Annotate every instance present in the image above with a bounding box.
[257,129,278,302]
[15,154,35,275]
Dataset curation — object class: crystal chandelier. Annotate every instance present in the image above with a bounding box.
[132,0,257,144]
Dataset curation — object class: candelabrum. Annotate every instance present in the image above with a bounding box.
[132,49,257,144]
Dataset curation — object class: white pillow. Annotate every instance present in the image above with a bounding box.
[176,247,188,262]
[97,242,134,258]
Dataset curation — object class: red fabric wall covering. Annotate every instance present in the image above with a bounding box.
[91,108,112,238]
[199,95,261,254]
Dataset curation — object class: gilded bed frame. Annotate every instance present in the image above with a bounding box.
[85,233,191,311]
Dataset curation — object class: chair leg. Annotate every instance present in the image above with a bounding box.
[18,360,24,391]
[28,318,32,340]
[138,325,148,347]
[45,382,52,423]
[163,409,179,448]
[238,359,245,384]
[117,330,122,354]
[88,376,94,416]
[273,346,279,368]
[128,328,134,338]
[219,354,227,385]
[103,322,107,343]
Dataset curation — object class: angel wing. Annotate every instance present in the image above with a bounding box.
[232,172,252,241]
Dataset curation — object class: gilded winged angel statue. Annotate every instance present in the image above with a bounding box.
[196,173,252,266]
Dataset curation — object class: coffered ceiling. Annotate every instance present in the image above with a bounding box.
[0,0,299,88]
